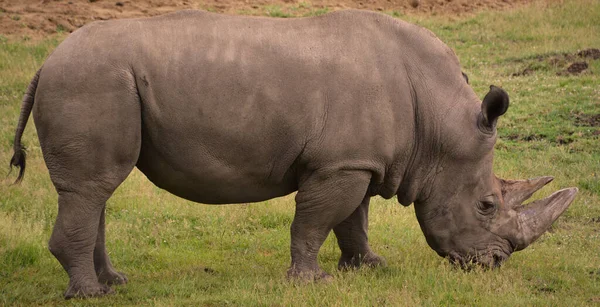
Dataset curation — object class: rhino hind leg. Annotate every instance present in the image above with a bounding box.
[47,158,138,298]
[37,86,141,298]
[50,192,115,299]
[48,165,138,298]
[95,205,128,286]
[288,170,372,280]
[333,197,386,270]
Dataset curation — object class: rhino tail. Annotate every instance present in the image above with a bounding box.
[10,68,41,184]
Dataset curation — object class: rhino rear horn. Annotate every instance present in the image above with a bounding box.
[501,176,554,209]
[480,85,509,131]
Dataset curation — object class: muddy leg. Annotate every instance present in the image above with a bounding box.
[94,204,128,285]
[334,197,386,270]
[288,170,371,280]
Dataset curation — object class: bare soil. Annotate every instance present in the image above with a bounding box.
[0,0,534,39]
[511,48,600,77]
[574,113,600,128]
[565,62,588,74]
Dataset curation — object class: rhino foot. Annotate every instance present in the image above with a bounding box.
[64,280,114,299]
[98,269,128,285]
[287,267,333,282]
[338,252,387,270]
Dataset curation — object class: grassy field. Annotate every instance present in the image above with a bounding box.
[1,1,599,305]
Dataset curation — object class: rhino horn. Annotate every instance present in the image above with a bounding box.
[512,187,578,251]
[501,176,554,209]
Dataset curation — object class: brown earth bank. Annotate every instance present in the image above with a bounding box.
[0,0,535,39]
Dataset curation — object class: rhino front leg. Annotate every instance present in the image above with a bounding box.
[94,204,128,286]
[288,170,371,280]
[333,196,387,270]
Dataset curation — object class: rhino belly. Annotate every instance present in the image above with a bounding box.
[135,129,299,205]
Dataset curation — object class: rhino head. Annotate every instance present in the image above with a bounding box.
[410,85,578,269]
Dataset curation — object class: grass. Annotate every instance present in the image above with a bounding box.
[1,0,600,305]
[264,3,330,18]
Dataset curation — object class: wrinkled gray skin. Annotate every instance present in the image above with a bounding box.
[10,10,577,299]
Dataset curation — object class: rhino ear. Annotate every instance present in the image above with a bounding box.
[480,85,509,132]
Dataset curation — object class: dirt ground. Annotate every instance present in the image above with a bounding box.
[0,0,535,38]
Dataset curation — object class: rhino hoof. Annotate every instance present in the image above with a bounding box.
[364,254,387,268]
[98,270,128,285]
[287,268,332,282]
[338,252,387,270]
[64,282,114,299]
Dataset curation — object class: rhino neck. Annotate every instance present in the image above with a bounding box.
[392,64,444,206]
[394,60,479,207]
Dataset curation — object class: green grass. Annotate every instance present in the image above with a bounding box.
[1,0,600,305]
[264,3,330,18]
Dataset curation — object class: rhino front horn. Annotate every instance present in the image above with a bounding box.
[513,187,578,251]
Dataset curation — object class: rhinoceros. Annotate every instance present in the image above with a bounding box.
[10,10,577,299]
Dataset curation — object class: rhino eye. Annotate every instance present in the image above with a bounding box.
[477,200,497,215]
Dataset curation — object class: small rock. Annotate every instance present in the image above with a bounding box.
[115,1,124,6]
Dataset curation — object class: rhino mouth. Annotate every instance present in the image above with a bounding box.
[447,249,511,270]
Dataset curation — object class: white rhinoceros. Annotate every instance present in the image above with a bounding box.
[10,10,577,299]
